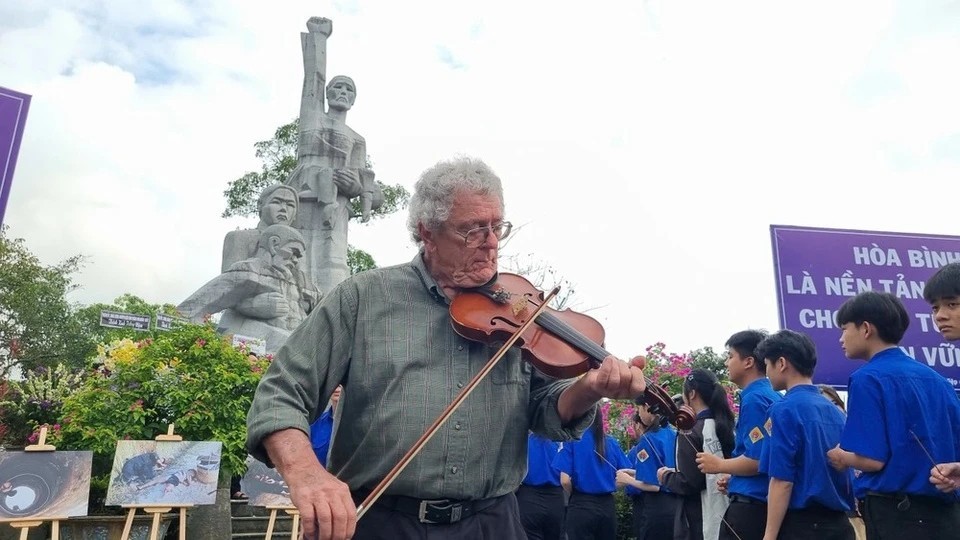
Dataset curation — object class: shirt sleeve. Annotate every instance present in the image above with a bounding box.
[759,405,799,483]
[245,280,358,465]
[739,396,770,461]
[553,442,574,475]
[609,437,631,469]
[662,426,705,495]
[527,369,596,441]
[840,373,889,463]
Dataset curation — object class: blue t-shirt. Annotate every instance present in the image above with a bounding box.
[841,347,960,500]
[628,427,677,495]
[309,409,334,467]
[759,384,854,511]
[523,433,562,487]
[729,378,782,502]
[553,429,631,495]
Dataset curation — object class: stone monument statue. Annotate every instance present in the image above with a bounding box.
[178,224,320,352]
[286,16,383,294]
[222,183,299,272]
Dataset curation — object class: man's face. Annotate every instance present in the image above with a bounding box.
[327,80,356,111]
[764,357,786,391]
[725,347,750,388]
[839,322,869,360]
[261,191,297,225]
[932,296,960,341]
[420,190,502,290]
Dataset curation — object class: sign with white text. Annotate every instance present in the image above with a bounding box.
[100,310,151,331]
[155,312,188,331]
[771,225,960,389]
[0,86,31,226]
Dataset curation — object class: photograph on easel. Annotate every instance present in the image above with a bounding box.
[239,456,291,507]
[105,440,222,506]
[0,451,93,522]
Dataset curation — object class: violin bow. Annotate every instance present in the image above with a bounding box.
[355,286,562,519]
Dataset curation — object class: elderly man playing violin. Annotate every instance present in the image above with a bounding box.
[246,156,647,540]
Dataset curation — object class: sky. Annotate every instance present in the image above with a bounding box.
[2,0,958,360]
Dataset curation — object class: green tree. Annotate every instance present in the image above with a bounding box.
[0,226,88,376]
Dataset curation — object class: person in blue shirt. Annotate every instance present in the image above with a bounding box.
[517,432,565,540]
[617,402,679,540]
[309,385,341,467]
[924,263,960,493]
[553,408,630,540]
[757,329,854,540]
[658,368,736,540]
[826,291,960,539]
[697,329,782,540]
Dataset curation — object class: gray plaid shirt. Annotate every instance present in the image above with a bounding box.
[246,252,594,500]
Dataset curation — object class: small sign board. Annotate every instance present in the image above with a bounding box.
[100,310,151,331]
[155,313,188,331]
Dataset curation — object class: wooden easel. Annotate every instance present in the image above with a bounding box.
[5,427,68,540]
[120,424,192,540]
[264,505,300,539]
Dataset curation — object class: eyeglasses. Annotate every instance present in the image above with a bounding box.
[451,221,512,248]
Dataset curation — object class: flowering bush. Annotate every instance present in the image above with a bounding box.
[39,323,268,487]
[0,363,83,446]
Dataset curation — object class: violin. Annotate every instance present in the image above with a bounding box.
[450,272,695,431]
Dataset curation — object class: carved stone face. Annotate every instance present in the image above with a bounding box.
[274,239,305,274]
[260,190,298,226]
[327,79,356,111]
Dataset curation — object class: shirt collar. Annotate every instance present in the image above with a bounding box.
[741,377,773,396]
[869,347,904,362]
[410,251,448,304]
[784,384,818,397]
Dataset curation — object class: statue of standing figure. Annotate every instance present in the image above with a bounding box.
[286,17,383,294]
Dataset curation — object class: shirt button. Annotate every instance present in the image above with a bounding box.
[451,466,458,474]
[457,345,464,351]
[457,382,464,388]
[455,422,462,430]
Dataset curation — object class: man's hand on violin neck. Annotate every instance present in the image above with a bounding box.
[584,355,647,400]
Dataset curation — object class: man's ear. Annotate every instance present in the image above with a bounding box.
[743,356,756,371]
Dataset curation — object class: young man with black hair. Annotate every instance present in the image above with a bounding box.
[826,290,960,539]
[697,329,782,540]
[924,263,960,494]
[757,330,854,540]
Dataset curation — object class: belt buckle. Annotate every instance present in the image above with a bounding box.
[418,499,463,524]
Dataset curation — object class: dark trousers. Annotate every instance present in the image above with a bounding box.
[778,506,854,540]
[565,492,616,540]
[639,492,678,540]
[719,498,767,540]
[863,493,960,540]
[630,494,645,540]
[352,492,527,540]
[516,484,565,540]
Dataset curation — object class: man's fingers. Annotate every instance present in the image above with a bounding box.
[299,504,318,540]
[315,499,333,540]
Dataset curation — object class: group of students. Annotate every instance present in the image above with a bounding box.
[516,262,960,540]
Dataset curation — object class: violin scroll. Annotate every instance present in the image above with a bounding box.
[638,379,696,431]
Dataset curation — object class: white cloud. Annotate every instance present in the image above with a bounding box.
[1,0,957,358]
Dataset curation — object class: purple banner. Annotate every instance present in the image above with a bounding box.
[0,86,32,227]
[771,225,960,390]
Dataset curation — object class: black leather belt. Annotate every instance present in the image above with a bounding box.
[865,491,955,510]
[354,489,502,524]
[729,494,766,505]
